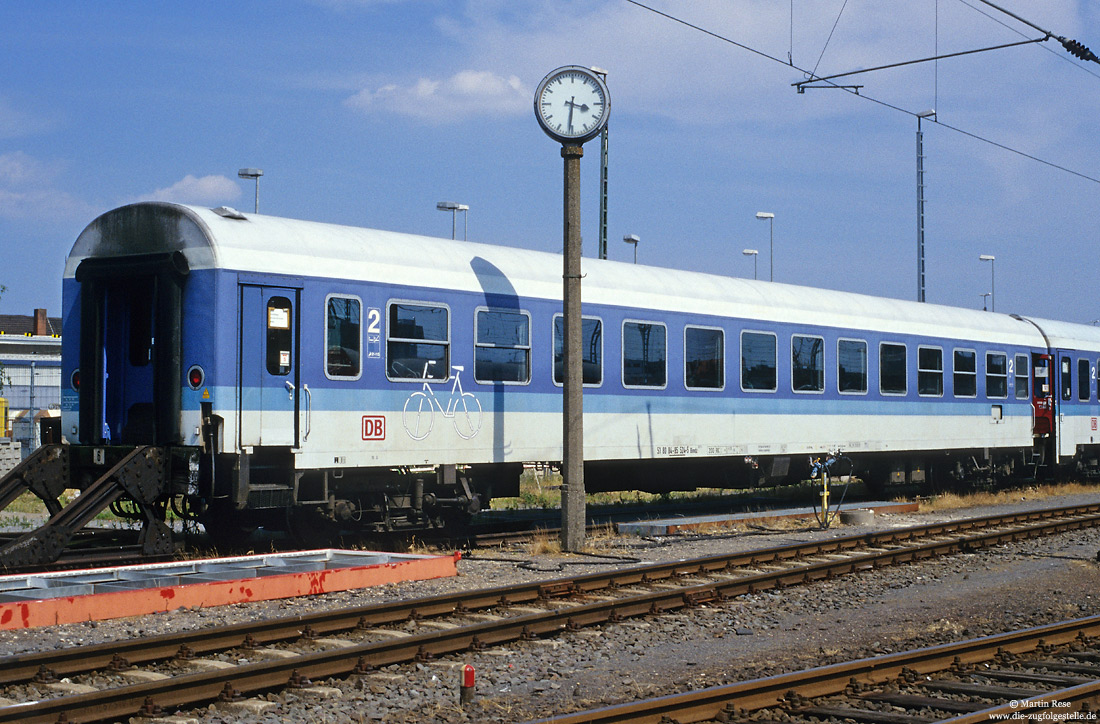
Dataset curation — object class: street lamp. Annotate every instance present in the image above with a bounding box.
[980,293,991,312]
[436,201,469,240]
[238,168,263,214]
[979,254,995,312]
[623,234,639,264]
[916,109,935,303]
[742,249,759,280]
[755,212,775,281]
[591,66,610,260]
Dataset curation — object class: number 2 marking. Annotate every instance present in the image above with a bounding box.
[367,308,381,335]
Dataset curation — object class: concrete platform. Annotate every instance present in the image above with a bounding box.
[0,549,460,630]
[616,500,918,536]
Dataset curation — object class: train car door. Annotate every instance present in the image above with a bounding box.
[1055,352,1077,459]
[1032,353,1053,437]
[239,285,301,448]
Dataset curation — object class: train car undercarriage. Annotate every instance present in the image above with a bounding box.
[0,439,1078,569]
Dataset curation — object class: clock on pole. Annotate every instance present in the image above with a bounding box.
[534,65,611,552]
[534,66,610,145]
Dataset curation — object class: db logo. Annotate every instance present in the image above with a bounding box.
[362,416,386,440]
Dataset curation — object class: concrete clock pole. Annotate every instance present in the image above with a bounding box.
[533,66,610,552]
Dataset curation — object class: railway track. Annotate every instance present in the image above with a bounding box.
[1,502,1098,723]
[527,615,1100,723]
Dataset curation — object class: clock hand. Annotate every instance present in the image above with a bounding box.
[567,96,575,130]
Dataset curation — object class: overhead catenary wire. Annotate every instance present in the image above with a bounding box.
[953,0,1100,81]
[621,0,1100,186]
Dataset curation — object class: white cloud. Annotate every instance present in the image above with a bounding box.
[0,97,48,140]
[0,151,97,222]
[344,70,529,122]
[135,174,242,205]
[0,151,59,188]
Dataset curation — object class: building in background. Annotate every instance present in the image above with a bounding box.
[0,309,62,467]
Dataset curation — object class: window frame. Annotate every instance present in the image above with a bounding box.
[953,348,977,398]
[790,333,825,394]
[740,330,778,393]
[986,351,1009,399]
[323,294,363,382]
[265,295,294,377]
[684,324,725,391]
[1079,358,1092,402]
[621,319,668,390]
[836,338,868,395]
[917,345,944,397]
[551,313,604,388]
[473,306,532,386]
[1061,355,1073,401]
[879,341,908,396]
[1014,353,1030,400]
[385,299,451,383]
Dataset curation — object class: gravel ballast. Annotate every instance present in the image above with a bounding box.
[1,492,1098,723]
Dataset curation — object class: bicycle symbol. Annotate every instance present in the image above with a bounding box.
[402,362,483,440]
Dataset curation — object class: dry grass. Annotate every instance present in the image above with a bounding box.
[916,481,1100,513]
[526,528,562,555]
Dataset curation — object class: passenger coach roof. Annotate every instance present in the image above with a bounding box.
[66,202,1060,346]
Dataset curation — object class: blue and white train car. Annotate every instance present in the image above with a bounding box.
[53,202,1100,542]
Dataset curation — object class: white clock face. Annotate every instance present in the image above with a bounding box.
[535,67,608,143]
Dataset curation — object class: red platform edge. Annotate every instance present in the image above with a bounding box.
[0,551,461,630]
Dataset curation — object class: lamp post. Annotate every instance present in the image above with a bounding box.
[436,202,469,240]
[623,234,639,264]
[980,293,991,312]
[742,249,759,280]
[979,254,995,312]
[592,66,609,260]
[238,168,263,213]
[755,212,775,281]
[916,109,935,303]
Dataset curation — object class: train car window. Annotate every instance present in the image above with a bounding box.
[622,321,667,388]
[791,335,824,393]
[879,343,906,395]
[386,302,449,381]
[325,295,361,380]
[1062,356,1072,400]
[1015,354,1029,400]
[837,339,867,394]
[685,326,724,390]
[953,349,976,397]
[917,347,943,397]
[741,331,777,392]
[1079,358,1091,401]
[553,315,602,386]
[475,309,531,384]
[266,296,293,376]
[986,352,1008,399]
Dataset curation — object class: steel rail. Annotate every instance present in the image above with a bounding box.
[3,502,1096,687]
[523,616,1100,724]
[1,504,1098,722]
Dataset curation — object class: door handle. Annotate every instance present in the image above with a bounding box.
[302,384,312,442]
[284,380,295,399]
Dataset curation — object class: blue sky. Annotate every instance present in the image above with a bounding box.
[2,1,1098,322]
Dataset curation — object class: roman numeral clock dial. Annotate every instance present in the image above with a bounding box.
[534,66,610,145]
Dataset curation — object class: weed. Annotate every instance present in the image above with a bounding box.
[917,481,1100,513]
